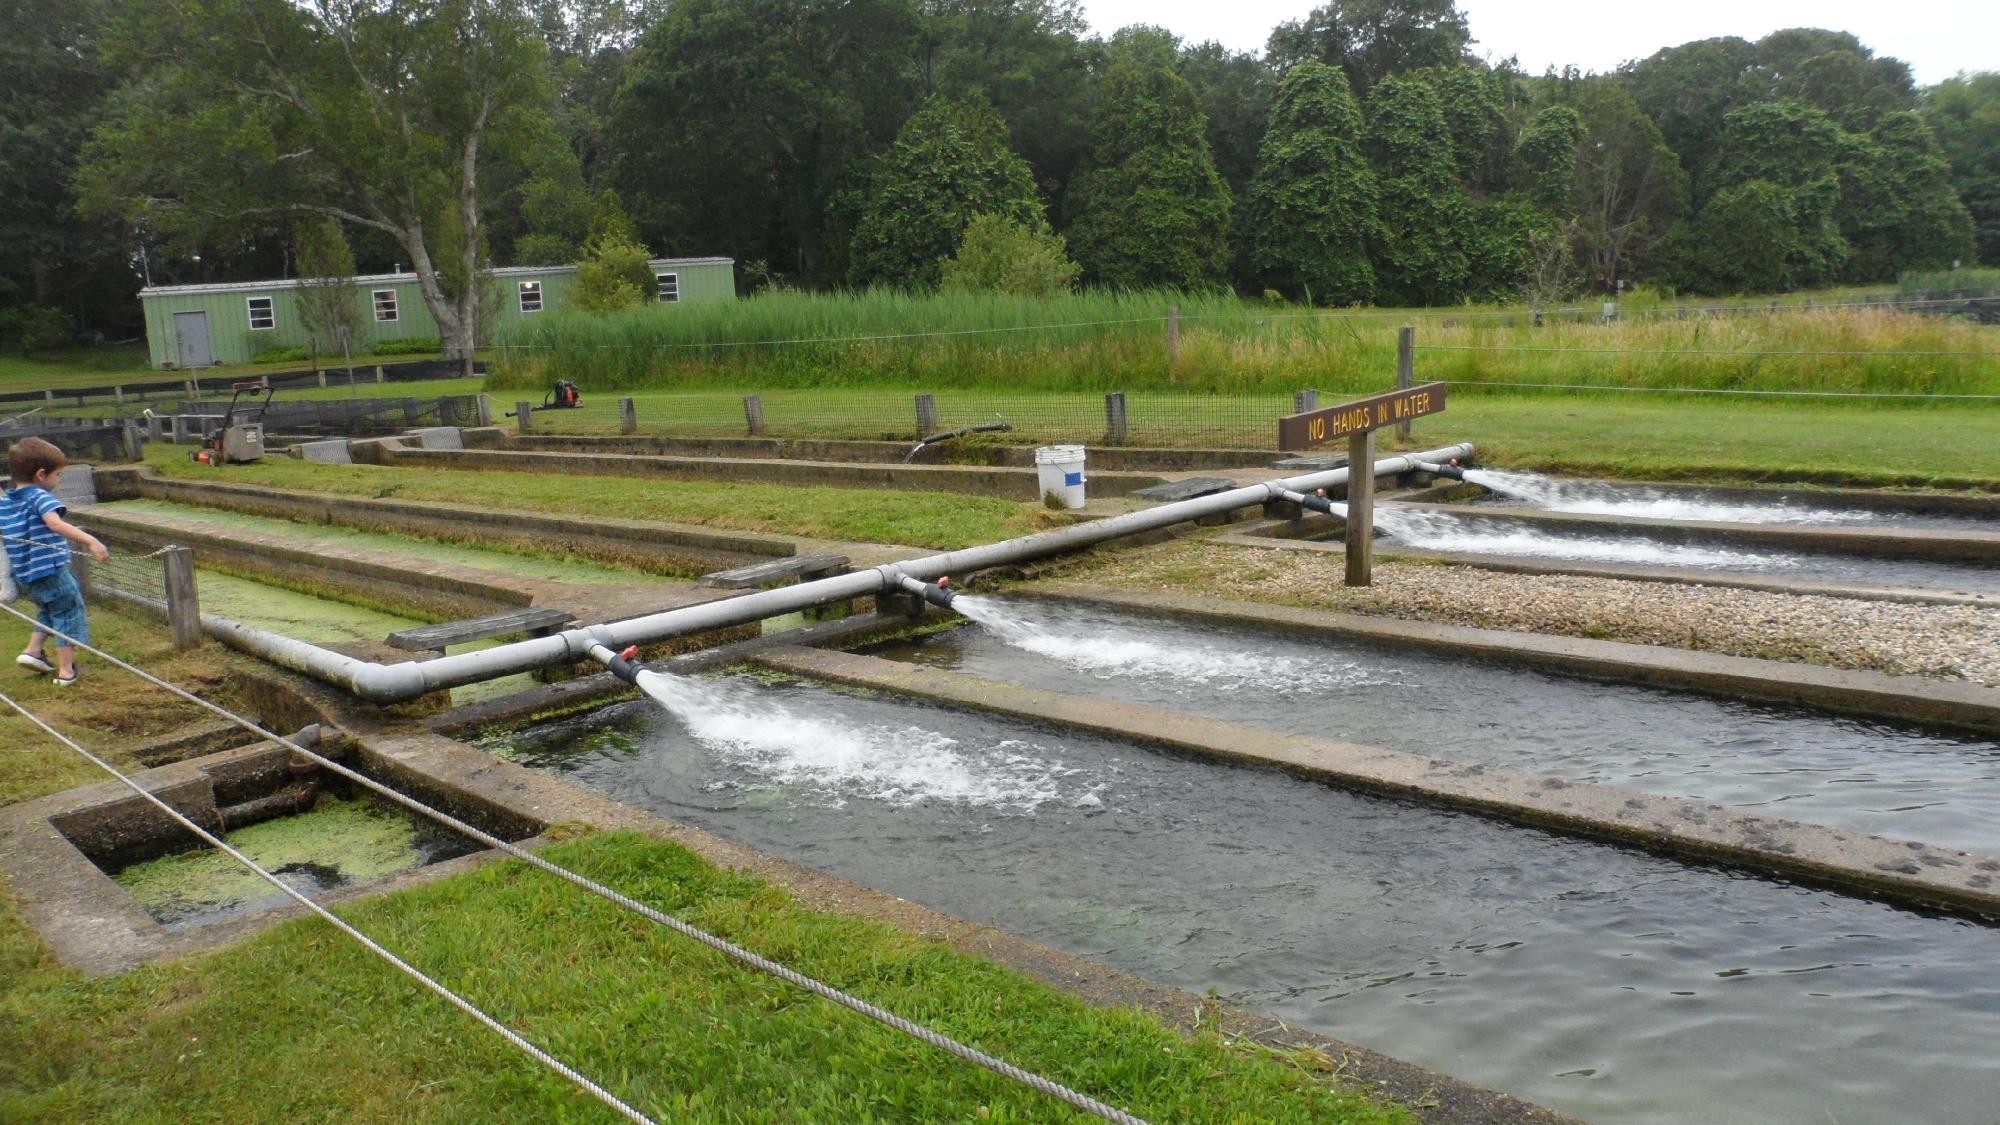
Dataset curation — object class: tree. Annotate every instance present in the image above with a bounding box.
[939,213,1080,295]
[1923,72,2000,264]
[1545,75,1687,287]
[1363,74,1468,304]
[1835,112,1975,279]
[81,0,555,362]
[847,95,1045,287]
[611,0,920,285]
[0,0,138,339]
[1243,62,1377,305]
[1658,179,1841,293]
[917,0,1095,209]
[1620,36,1760,197]
[573,190,653,312]
[1063,62,1232,289]
[294,216,362,374]
[1266,0,1471,96]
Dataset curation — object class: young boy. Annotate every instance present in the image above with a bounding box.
[2,437,108,685]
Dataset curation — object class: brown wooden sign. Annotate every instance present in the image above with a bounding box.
[1278,382,1446,451]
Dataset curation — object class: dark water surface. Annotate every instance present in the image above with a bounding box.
[487,680,2000,1124]
[879,600,2000,855]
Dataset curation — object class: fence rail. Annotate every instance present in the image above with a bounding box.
[0,358,482,409]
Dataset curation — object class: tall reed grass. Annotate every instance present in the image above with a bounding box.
[490,288,1998,398]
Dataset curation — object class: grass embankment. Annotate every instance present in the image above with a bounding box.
[491,287,1991,397]
[143,447,1052,549]
[0,345,454,393]
[0,607,251,807]
[1,735,1404,1123]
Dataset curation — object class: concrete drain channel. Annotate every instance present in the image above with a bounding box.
[12,456,2000,1122]
[471,653,2000,1125]
[0,728,540,973]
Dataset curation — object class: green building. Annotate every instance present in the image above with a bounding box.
[138,257,735,369]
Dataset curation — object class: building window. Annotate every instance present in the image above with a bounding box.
[247,296,275,330]
[518,280,543,313]
[656,273,680,303]
[373,289,399,322]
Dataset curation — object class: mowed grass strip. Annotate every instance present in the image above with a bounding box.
[489,391,2000,489]
[0,829,1411,1123]
[143,448,1053,550]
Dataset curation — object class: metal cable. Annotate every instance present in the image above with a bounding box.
[489,315,1168,351]
[1418,343,1997,358]
[1436,379,2000,400]
[0,691,656,1125]
[0,600,1149,1125]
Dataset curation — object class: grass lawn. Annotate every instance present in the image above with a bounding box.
[0,829,1411,1123]
[502,389,2000,489]
[142,447,1057,550]
[0,346,460,394]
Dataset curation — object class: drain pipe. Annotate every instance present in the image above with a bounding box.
[1410,458,1469,481]
[197,443,1474,703]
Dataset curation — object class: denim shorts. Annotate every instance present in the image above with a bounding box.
[21,570,90,647]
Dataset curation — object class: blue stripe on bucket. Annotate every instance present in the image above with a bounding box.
[1064,471,1084,487]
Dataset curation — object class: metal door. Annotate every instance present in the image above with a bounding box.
[174,311,212,368]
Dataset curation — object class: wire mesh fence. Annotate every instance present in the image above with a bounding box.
[518,388,1304,448]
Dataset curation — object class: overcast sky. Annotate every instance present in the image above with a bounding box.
[1074,0,1997,86]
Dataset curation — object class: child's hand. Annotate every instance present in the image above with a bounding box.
[88,540,109,563]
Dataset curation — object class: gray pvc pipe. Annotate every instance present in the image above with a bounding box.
[196,442,1475,702]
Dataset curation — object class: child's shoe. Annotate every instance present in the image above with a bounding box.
[53,672,78,687]
[16,653,54,674]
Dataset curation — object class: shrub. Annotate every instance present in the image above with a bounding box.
[939,215,1080,297]
[0,305,77,355]
[252,344,311,363]
[371,337,443,356]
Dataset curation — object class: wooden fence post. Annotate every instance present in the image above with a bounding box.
[743,394,765,435]
[515,401,534,433]
[1395,325,1414,442]
[1293,388,1318,414]
[1166,305,1180,367]
[915,393,938,435]
[474,394,493,427]
[162,547,201,650]
[619,397,637,434]
[1104,392,1128,445]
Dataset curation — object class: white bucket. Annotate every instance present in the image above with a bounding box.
[1034,445,1087,509]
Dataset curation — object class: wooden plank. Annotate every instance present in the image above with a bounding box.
[386,606,574,651]
[699,553,850,590]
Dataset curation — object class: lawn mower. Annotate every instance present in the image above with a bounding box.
[190,377,273,465]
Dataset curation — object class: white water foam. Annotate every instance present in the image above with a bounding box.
[952,596,1399,691]
[1367,503,1795,569]
[1462,469,1863,525]
[633,669,1079,811]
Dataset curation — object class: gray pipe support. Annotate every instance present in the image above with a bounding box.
[200,442,1474,702]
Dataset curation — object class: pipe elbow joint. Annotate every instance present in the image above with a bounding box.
[348,662,432,705]
[894,572,958,609]
[1417,460,1468,481]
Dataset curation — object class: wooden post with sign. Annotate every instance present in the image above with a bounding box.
[1346,430,1374,585]
[1277,381,1446,588]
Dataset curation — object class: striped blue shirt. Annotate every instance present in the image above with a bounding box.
[1,486,70,583]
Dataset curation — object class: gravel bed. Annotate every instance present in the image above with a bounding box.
[1046,539,2000,686]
